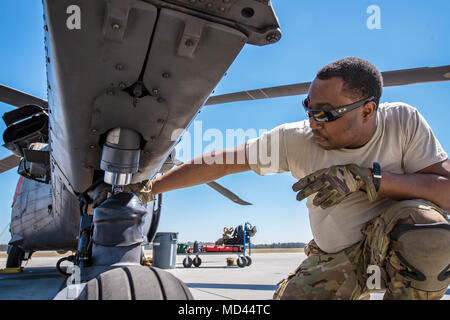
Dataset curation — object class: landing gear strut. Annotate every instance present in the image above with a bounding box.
[56,190,192,300]
[6,245,25,268]
[55,127,193,300]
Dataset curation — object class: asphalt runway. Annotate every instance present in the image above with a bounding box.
[0,252,448,300]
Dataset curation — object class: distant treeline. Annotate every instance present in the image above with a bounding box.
[1,242,307,252]
[182,242,307,249]
[252,242,306,249]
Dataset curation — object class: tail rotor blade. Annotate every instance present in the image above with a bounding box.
[173,158,252,205]
[0,154,21,174]
[206,181,252,206]
[205,65,450,106]
[205,82,310,106]
[0,84,48,109]
[382,65,450,87]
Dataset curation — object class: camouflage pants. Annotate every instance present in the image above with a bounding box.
[273,199,449,300]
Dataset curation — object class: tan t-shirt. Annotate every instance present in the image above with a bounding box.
[246,102,448,253]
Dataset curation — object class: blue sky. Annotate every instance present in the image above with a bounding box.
[0,1,449,245]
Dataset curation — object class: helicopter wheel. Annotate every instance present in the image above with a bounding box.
[183,257,193,268]
[193,256,202,267]
[237,256,247,268]
[245,256,252,267]
[6,245,25,268]
[70,266,193,300]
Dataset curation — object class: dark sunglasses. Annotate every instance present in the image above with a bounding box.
[302,96,375,123]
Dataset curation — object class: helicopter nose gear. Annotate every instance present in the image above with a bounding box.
[90,193,147,267]
[101,127,141,188]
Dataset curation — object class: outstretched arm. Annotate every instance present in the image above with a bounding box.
[152,143,250,195]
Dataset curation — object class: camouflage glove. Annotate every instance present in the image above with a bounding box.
[293,164,377,209]
[123,179,156,204]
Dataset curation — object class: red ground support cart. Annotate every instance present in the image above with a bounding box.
[181,223,254,268]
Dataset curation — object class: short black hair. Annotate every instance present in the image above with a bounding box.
[316,57,383,106]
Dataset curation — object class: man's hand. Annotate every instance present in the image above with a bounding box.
[292,164,377,209]
[91,180,156,208]
[123,179,155,204]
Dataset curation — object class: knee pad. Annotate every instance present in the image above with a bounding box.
[390,222,450,292]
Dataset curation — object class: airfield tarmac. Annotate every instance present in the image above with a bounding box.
[0,250,449,300]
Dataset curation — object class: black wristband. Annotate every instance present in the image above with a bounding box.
[372,162,382,192]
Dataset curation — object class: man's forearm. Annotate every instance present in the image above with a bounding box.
[152,146,250,195]
[152,160,225,195]
[376,171,450,210]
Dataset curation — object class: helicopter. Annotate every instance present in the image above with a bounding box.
[0,0,449,300]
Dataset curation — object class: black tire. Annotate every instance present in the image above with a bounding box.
[193,257,202,267]
[6,246,25,268]
[183,257,193,268]
[245,256,252,267]
[77,266,194,300]
[237,256,247,268]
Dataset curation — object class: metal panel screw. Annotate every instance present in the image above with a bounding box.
[112,23,121,30]
[115,63,124,71]
[185,39,195,47]
[162,72,170,79]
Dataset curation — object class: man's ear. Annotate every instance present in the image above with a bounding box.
[361,101,377,122]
